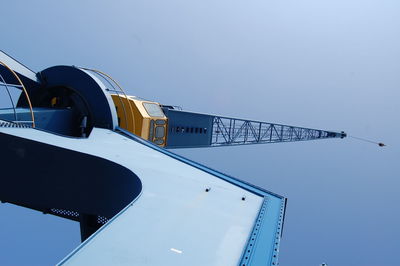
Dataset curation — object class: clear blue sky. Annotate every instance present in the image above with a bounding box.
[1,1,399,265]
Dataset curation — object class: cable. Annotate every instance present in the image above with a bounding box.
[349,136,385,147]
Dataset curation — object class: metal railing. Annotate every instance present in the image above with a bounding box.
[0,60,35,127]
[78,67,135,132]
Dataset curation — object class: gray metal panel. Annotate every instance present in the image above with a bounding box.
[163,109,213,148]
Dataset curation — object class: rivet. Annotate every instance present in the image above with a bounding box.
[205,187,211,192]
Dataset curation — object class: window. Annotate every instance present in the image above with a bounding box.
[143,102,164,117]
[155,126,165,138]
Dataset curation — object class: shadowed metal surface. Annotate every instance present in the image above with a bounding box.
[0,130,142,219]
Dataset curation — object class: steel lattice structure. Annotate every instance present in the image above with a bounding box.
[211,116,345,146]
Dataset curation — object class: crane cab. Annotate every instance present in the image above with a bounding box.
[111,94,168,147]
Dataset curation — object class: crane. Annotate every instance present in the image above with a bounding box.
[0,55,346,149]
[84,68,346,149]
[0,50,346,266]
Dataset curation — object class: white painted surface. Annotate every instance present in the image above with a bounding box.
[0,51,38,82]
[0,127,263,266]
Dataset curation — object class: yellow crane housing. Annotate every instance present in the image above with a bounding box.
[111,95,168,147]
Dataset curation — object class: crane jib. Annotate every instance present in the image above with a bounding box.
[162,108,346,148]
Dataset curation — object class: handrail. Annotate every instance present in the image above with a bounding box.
[0,60,35,127]
[0,73,17,121]
[79,67,135,133]
[90,72,129,128]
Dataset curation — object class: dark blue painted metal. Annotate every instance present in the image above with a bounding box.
[31,65,117,130]
[162,108,213,148]
[0,131,142,219]
[0,107,77,135]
